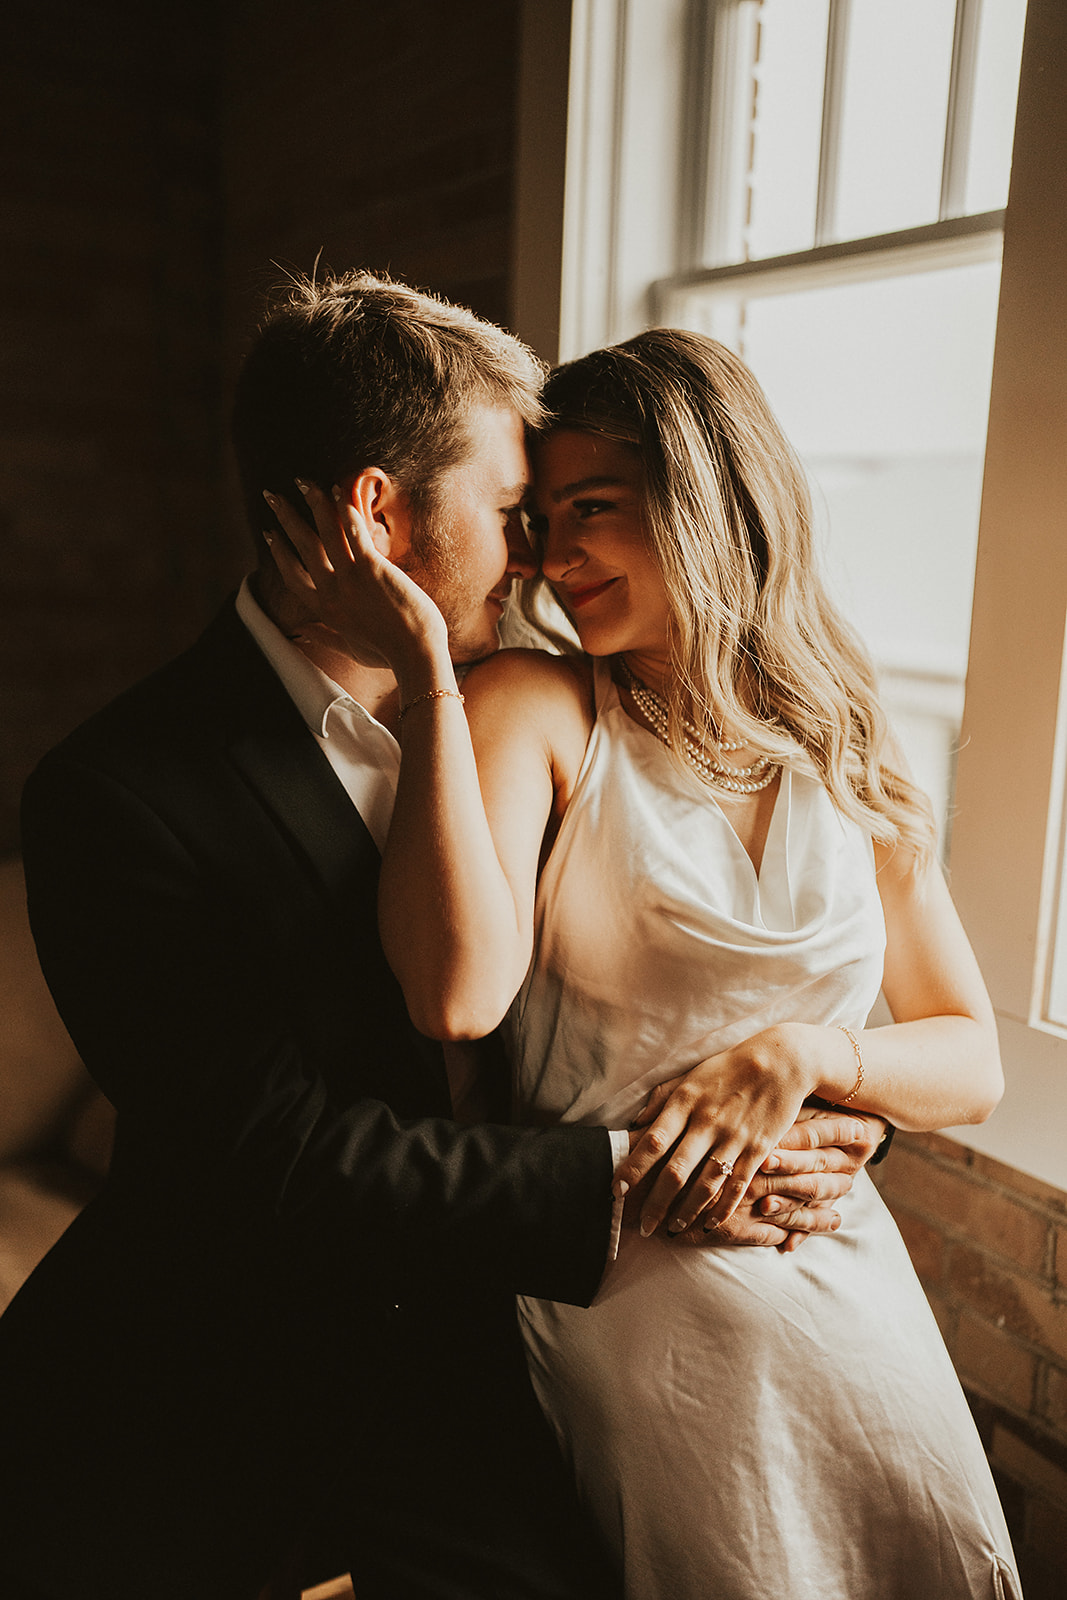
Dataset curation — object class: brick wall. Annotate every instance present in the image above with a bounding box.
[2,0,523,854]
[874,1132,1067,1596]
[1,1,227,852]
[222,0,521,383]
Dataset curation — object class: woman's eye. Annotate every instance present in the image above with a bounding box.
[523,510,549,539]
[574,499,611,519]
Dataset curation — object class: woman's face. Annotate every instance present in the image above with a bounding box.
[530,430,672,677]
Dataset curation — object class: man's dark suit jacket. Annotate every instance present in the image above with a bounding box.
[0,602,619,1600]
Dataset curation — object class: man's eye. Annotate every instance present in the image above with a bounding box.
[523,510,548,538]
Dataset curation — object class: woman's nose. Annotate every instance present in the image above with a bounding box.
[539,521,581,582]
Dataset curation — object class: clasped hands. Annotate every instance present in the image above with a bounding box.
[618,1027,885,1253]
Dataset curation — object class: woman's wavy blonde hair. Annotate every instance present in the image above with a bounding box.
[530,327,935,864]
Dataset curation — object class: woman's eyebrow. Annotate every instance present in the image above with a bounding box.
[550,475,629,502]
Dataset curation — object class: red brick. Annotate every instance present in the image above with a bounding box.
[1028,1491,1067,1565]
[1042,1364,1067,1438]
[902,1129,976,1168]
[1056,1226,1067,1288]
[877,1145,1049,1274]
[992,1425,1067,1509]
[885,1205,945,1285]
[948,1244,1067,1364]
[971,1151,1067,1216]
[956,1310,1037,1412]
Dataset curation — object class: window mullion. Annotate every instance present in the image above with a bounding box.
[940,0,984,219]
[701,0,760,267]
[814,0,852,247]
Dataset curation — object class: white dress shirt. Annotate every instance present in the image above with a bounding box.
[236,577,400,851]
[236,577,629,1241]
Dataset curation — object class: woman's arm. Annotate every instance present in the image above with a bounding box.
[618,843,1003,1234]
[263,479,586,1039]
[381,648,589,1038]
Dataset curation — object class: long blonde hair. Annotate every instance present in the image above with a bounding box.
[533,328,935,863]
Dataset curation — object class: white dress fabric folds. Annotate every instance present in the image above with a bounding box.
[506,662,1020,1600]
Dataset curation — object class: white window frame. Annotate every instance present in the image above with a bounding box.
[512,0,1067,1189]
[942,0,1067,1187]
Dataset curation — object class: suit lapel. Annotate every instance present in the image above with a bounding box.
[196,601,382,907]
[186,602,451,1116]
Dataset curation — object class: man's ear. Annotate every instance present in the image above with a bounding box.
[344,468,415,562]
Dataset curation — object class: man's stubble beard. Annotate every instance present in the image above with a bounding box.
[405,499,502,667]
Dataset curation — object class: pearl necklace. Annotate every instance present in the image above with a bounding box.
[617,659,781,795]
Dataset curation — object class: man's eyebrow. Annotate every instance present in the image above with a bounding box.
[550,475,629,503]
[499,482,530,504]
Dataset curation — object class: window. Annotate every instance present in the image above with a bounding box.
[653,0,1027,849]
[514,0,1067,1187]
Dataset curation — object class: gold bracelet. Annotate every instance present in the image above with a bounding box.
[398,688,465,722]
[837,1025,865,1104]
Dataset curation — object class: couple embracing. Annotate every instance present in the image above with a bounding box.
[0,272,1018,1599]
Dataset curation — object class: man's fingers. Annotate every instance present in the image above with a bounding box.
[773,1113,868,1154]
[683,1214,791,1249]
[757,1202,842,1235]
[779,1171,851,1203]
[752,1171,853,1206]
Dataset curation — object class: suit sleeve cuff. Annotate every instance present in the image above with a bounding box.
[607,1128,630,1263]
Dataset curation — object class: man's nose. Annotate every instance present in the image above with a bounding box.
[505,522,538,580]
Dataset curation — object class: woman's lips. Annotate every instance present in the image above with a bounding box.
[562,578,618,610]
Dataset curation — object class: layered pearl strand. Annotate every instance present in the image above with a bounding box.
[617,658,781,795]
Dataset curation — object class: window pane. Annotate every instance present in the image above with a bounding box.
[672,259,1002,841]
[746,0,829,259]
[834,0,957,239]
[965,0,1029,213]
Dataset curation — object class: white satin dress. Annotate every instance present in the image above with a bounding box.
[505,662,1020,1600]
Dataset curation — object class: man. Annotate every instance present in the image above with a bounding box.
[1,272,883,1600]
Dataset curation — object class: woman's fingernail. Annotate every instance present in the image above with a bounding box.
[332,484,342,503]
[262,490,278,507]
[294,478,311,495]
[763,1153,780,1172]
[639,1217,656,1238]
[613,1179,629,1200]
[764,1198,783,1215]
[668,1218,690,1234]
[262,530,273,545]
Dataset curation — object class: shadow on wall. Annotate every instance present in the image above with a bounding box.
[0,855,114,1311]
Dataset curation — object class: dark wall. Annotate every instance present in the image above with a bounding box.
[2,0,523,852]
[224,0,521,347]
[2,1,226,850]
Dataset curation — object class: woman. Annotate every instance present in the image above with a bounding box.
[270,330,1019,1598]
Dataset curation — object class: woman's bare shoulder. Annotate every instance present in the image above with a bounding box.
[462,647,594,719]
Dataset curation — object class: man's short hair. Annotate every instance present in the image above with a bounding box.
[231,270,545,551]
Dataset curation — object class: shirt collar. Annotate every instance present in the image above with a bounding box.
[235,576,378,740]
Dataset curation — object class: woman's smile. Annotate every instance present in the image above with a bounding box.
[561,576,621,610]
[532,430,672,661]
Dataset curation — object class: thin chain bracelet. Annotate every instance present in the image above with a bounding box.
[398,688,465,722]
[836,1025,865,1104]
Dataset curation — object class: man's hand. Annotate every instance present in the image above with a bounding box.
[764,1106,888,1182]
